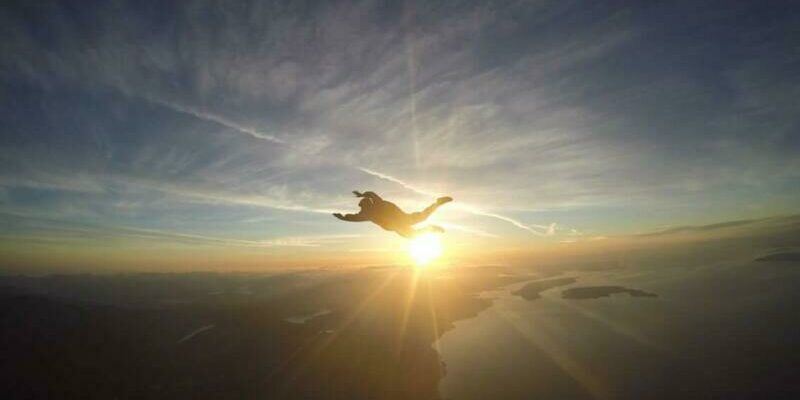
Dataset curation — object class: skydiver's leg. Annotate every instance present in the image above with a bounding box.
[408,196,453,224]
[395,225,445,238]
[394,226,415,239]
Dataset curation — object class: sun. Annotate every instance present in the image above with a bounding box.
[408,232,443,266]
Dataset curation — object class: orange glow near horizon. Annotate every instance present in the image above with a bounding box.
[408,233,443,267]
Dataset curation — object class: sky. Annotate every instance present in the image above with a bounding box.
[1,0,799,272]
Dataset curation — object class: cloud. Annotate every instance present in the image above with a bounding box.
[636,219,761,237]
[435,222,499,238]
[629,215,800,243]
[0,0,799,260]
[0,211,357,248]
[140,95,286,144]
[120,175,338,214]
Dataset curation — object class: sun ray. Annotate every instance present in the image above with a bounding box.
[396,268,421,354]
[425,278,443,370]
[491,305,609,399]
[552,296,673,356]
[275,269,401,392]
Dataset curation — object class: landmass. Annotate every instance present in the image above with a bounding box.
[562,286,657,299]
[0,266,536,400]
[513,277,577,300]
[755,252,800,262]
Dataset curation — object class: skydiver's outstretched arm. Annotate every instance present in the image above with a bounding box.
[333,212,370,222]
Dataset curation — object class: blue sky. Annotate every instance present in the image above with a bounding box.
[1,0,799,271]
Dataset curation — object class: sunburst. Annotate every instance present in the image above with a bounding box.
[408,232,442,266]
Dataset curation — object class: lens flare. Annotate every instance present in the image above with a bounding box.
[408,232,442,266]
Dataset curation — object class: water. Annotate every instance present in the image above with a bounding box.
[285,308,332,324]
[435,264,800,399]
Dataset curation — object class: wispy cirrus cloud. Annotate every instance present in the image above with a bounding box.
[0,0,799,270]
[140,95,286,144]
[0,211,357,248]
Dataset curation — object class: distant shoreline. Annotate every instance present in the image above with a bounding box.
[755,252,800,262]
[562,286,657,299]
[512,277,577,300]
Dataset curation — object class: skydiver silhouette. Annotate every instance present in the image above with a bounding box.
[333,191,453,238]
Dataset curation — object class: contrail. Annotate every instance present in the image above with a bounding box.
[359,168,439,197]
[359,167,555,236]
[460,207,553,236]
[142,95,285,144]
[436,222,499,238]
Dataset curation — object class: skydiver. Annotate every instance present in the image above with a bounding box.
[333,191,453,238]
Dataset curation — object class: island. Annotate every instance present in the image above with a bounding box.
[513,277,577,300]
[562,286,657,299]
